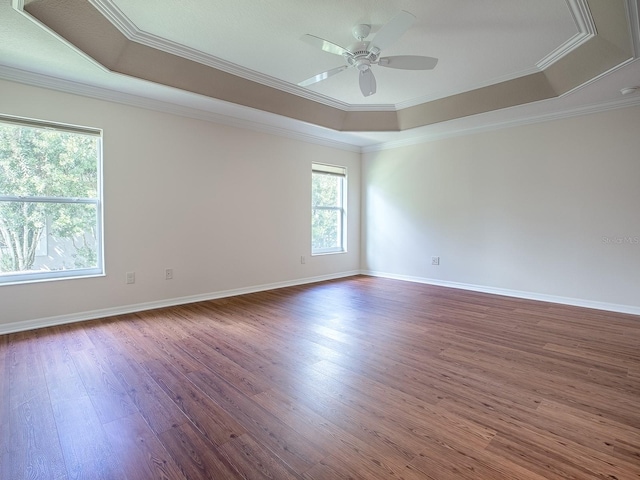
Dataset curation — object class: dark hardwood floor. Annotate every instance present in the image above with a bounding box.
[1,275,639,479]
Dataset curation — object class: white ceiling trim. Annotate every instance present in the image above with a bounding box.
[560,57,639,98]
[362,94,640,153]
[556,0,640,97]
[3,63,639,157]
[11,0,389,114]
[90,0,397,112]
[394,66,542,110]
[87,0,601,113]
[0,66,362,152]
[628,0,640,56]
[396,0,597,110]
[536,0,596,70]
[11,0,111,75]
[5,0,640,153]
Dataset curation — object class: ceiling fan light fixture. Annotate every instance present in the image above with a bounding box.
[298,11,438,97]
[352,24,371,41]
[355,58,372,71]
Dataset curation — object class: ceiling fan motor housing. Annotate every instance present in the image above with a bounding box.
[345,41,380,70]
[299,11,437,97]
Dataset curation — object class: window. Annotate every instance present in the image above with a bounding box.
[312,163,346,254]
[0,115,103,284]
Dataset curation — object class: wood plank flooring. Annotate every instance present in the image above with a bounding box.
[1,275,639,479]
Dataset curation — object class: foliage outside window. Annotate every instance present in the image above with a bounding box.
[0,115,103,284]
[312,163,346,254]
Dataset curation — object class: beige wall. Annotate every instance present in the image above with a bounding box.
[2,79,639,331]
[363,106,640,311]
[0,80,361,329]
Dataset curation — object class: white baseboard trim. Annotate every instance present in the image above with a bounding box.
[361,270,640,317]
[0,271,360,335]
[5,269,637,335]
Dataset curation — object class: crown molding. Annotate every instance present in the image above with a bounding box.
[89,0,398,113]
[553,0,640,96]
[362,93,640,153]
[89,0,598,113]
[3,63,640,156]
[628,0,640,56]
[561,57,638,99]
[88,0,314,99]
[536,0,596,69]
[365,0,640,153]
[11,0,112,75]
[0,66,362,153]
[394,0,598,108]
[5,0,639,153]
[394,66,541,110]
[569,0,598,35]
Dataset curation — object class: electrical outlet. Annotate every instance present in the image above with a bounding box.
[126,271,135,284]
[431,256,440,266]
[301,256,306,264]
[165,268,173,280]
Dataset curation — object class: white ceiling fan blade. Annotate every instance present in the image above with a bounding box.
[298,65,349,87]
[301,34,352,56]
[378,55,438,70]
[359,69,377,97]
[371,10,416,51]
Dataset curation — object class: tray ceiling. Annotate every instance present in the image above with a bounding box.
[105,0,578,108]
[2,0,639,141]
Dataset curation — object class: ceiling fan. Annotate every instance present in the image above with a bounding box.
[298,11,438,97]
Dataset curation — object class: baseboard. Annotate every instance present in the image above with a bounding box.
[361,270,640,316]
[5,269,636,335]
[0,270,360,335]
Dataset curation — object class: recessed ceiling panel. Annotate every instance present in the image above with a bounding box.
[109,0,578,106]
[5,0,636,137]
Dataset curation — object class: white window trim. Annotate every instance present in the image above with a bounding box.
[312,163,347,255]
[0,115,104,285]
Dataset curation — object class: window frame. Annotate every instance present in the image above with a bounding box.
[0,114,104,285]
[311,163,347,255]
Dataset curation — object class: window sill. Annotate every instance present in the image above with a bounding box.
[0,270,105,287]
[311,249,347,256]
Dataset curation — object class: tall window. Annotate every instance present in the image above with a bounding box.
[0,115,103,284]
[312,163,347,254]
